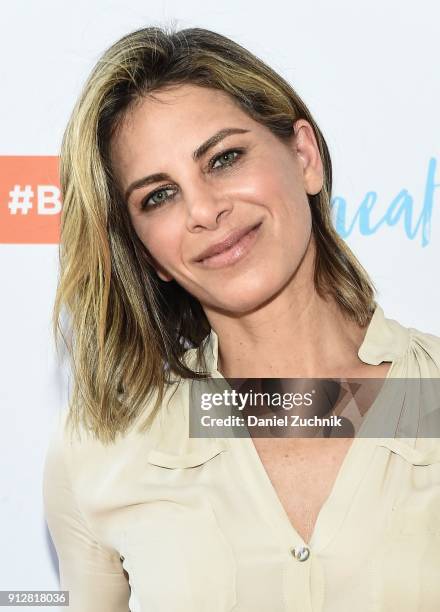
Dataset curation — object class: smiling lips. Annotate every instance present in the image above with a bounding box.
[194,222,262,269]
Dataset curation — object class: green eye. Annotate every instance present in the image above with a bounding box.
[141,187,175,210]
[211,149,241,170]
[151,190,170,204]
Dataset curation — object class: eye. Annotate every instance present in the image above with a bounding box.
[210,148,243,171]
[140,186,176,210]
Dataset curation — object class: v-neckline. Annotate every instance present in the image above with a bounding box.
[243,431,377,551]
[229,369,396,553]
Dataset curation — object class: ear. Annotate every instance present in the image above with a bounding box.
[291,119,324,196]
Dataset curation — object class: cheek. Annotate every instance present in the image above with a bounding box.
[286,193,313,245]
[134,216,182,270]
[249,159,310,223]
[267,172,312,255]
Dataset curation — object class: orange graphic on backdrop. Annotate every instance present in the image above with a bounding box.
[0,156,61,244]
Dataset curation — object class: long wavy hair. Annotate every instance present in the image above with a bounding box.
[54,25,376,444]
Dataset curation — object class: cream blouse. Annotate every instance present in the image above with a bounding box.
[43,304,440,612]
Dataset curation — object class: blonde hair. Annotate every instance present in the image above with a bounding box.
[54,25,376,444]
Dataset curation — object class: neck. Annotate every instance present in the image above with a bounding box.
[204,245,370,379]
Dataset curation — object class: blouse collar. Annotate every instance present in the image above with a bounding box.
[202,303,410,374]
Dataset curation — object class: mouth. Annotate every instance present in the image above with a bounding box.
[195,222,262,269]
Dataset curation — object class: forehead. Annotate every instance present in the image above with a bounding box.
[109,84,258,183]
[119,83,250,135]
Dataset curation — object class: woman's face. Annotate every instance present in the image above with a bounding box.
[110,83,323,315]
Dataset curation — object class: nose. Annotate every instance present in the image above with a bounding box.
[185,180,233,232]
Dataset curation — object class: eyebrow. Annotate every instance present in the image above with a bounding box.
[123,127,250,203]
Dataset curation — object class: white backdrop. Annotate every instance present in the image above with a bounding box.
[0,1,439,610]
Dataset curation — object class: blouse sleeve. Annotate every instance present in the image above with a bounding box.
[42,418,131,612]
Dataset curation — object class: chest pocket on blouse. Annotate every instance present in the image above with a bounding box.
[121,442,237,612]
[369,440,440,612]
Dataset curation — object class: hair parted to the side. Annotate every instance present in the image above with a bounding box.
[53,24,376,445]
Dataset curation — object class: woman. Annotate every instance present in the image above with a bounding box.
[43,25,440,612]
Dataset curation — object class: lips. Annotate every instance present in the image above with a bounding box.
[194,222,262,262]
